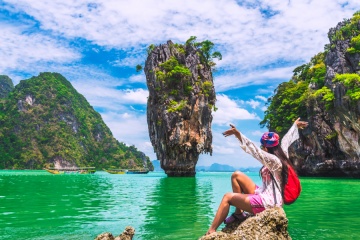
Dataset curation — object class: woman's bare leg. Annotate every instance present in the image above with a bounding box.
[206,193,253,235]
[231,171,256,214]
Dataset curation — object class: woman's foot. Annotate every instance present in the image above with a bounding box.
[205,229,216,236]
[224,212,249,224]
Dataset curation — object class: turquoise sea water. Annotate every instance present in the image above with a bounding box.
[0,170,359,240]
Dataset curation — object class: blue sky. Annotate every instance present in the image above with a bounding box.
[1,0,359,168]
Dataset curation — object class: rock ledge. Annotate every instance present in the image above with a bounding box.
[199,208,291,240]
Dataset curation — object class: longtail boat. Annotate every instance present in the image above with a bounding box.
[126,169,149,174]
[104,169,126,174]
[45,167,96,174]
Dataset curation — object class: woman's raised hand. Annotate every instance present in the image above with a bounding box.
[295,117,308,129]
[222,124,242,142]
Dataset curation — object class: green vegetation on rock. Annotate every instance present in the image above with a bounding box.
[260,80,309,135]
[334,73,360,100]
[262,12,360,136]
[332,12,360,42]
[0,72,153,170]
[185,36,222,67]
[0,75,14,99]
[157,56,192,83]
[168,100,187,113]
[151,37,221,113]
[313,86,335,109]
[261,53,326,136]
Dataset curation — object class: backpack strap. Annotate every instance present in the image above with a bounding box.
[270,173,280,205]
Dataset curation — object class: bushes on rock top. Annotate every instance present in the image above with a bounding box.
[261,53,326,136]
[334,73,360,100]
[347,35,360,54]
[313,86,335,109]
[332,12,360,42]
[149,37,220,113]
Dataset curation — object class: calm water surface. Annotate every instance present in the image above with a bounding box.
[0,170,359,239]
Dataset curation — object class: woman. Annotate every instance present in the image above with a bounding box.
[206,118,308,235]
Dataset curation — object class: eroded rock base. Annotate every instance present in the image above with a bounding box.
[95,226,135,240]
[199,208,291,240]
[166,170,196,177]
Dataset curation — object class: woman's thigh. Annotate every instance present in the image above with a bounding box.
[232,171,257,194]
[227,193,253,213]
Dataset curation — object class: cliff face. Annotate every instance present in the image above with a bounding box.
[0,75,14,98]
[0,72,153,170]
[289,14,360,177]
[145,40,216,176]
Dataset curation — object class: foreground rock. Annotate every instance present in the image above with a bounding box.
[145,40,216,176]
[199,208,291,240]
[95,226,135,240]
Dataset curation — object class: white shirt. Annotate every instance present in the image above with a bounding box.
[237,123,300,208]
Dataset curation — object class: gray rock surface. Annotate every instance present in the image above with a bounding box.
[290,16,360,177]
[95,226,135,240]
[199,208,291,240]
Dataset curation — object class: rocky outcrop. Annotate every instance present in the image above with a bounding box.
[290,14,360,177]
[145,40,215,176]
[95,226,135,240]
[199,208,291,240]
[0,75,14,98]
[94,209,289,240]
[0,72,153,170]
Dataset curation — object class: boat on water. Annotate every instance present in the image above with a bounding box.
[45,167,96,174]
[103,168,150,174]
[104,169,126,174]
[126,169,149,174]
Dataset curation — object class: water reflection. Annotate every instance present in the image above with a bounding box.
[140,176,213,239]
[0,171,116,239]
[285,177,360,240]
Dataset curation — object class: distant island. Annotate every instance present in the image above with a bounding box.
[151,160,260,173]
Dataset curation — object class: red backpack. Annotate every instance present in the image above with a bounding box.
[271,165,301,205]
[283,165,302,205]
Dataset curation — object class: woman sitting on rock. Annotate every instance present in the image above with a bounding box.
[206,118,308,235]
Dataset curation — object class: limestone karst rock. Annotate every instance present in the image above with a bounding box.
[199,208,291,240]
[288,14,360,177]
[145,40,216,176]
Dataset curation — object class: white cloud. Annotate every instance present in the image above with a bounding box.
[251,130,264,137]
[0,23,80,73]
[213,94,259,125]
[101,111,156,160]
[3,0,360,92]
[214,66,295,91]
[246,99,261,109]
[128,74,146,83]
[255,95,267,102]
[110,52,146,68]
[121,89,148,103]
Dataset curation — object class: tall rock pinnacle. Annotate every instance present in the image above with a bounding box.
[145,39,218,176]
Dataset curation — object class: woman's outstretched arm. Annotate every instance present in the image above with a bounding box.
[280,118,308,158]
[223,124,281,172]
